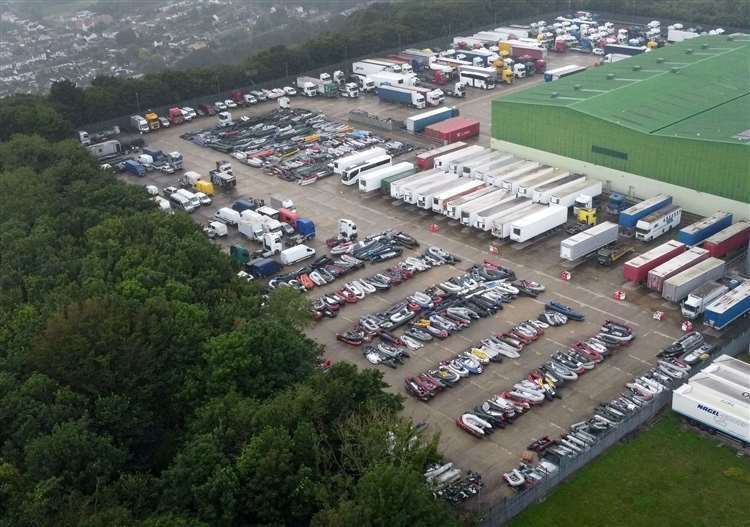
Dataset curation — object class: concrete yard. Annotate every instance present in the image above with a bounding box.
[126,52,692,511]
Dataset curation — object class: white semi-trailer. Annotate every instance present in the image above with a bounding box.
[405,174,459,205]
[491,204,547,238]
[412,176,463,208]
[452,189,508,221]
[431,180,487,213]
[390,169,444,199]
[547,179,602,207]
[461,192,514,226]
[560,221,619,261]
[444,185,497,219]
[474,197,533,231]
[509,205,568,242]
[358,162,416,193]
[433,145,486,171]
[518,171,572,198]
[457,152,502,177]
[471,154,517,180]
[500,165,548,193]
[481,160,533,186]
[445,147,489,174]
[532,173,586,203]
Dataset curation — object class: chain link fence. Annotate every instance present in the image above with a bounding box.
[479,325,750,526]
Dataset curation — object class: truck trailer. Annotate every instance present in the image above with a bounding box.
[623,240,686,283]
[704,280,750,331]
[677,212,733,246]
[531,174,586,205]
[450,188,507,221]
[702,221,750,258]
[376,85,426,108]
[681,281,730,320]
[474,196,533,231]
[543,64,587,81]
[415,142,466,170]
[509,205,567,243]
[431,180,487,212]
[457,152,503,177]
[662,257,727,303]
[560,221,619,261]
[412,176,463,208]
[389,168,444,199]
[444,186,497,219]
[461,193,515,227]
[619,194,673,229]
[646,247,710,293]
[672,369,750,443]
[491,204,547,239]
[402,173,456,204]
[502,166,552,193]
[445,147,492,175]
[358,162,415,193]
[469,153,517,179]
[517,170,570,198]
[433,145,486,171]
[545,178,600,206]
[480,160,529,185]
[635,204,682,242]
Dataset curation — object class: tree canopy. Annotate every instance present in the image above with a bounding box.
[0,130,460,525]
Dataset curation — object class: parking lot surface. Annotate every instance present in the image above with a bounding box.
[127,53,688,509]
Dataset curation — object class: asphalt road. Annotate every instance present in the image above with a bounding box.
[123,51,695,510]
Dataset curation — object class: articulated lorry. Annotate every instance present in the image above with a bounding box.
[376,84,426,108]
[704,280,750,331]
[296,76,337,97]
[681,281,730,320]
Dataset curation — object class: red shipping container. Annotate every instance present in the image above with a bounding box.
[646,247,709,292]
[702,220,750,258]
[424,117,480,143]
[415,142,467,170]
[623,240,685,283]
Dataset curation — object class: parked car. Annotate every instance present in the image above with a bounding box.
[224,99,238,109]
[182,107,197,120]
[244,94,258,105]
[158,117,171,128]
[269,88,285,99]
[214,101,227,111]
[261,89,274,100]
[194,191,212,206]
[283,86,297,96]
[162,185,178,197]
[251,90,267,102]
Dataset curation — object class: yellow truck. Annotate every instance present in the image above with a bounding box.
[144,111,160,131]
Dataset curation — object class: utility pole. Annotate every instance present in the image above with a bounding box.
[135,91,140,113]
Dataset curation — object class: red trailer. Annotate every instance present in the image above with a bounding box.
[278,207,300,224]
[646,247,710,293]
[424,117,479,143]
[415,142,468,170]
[623,240,685,283]
[702,220,750,257]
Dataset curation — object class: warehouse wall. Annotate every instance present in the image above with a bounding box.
[491,101,749,205]
[491,138,749,220]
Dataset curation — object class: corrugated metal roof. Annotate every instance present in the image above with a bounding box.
[496,34,750,145]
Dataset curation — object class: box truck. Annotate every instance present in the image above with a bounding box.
[704,280,750,330]
[333,147,387,176]
[433,145,486,171]
[635,204,682,242]
[646,247,709,293]
[662,257,727,303]
[431,179,486,212]
[702,221,750,258]
[509,205,567,243]
[619,194,673,229]
[677,212,733,246]
[358,162,415,193]
[416,142,467,170]
[560,222,619,261]
[130,115,149,133]
[623,240,686,283]
[681,281,730,320]
[340,154,392,186]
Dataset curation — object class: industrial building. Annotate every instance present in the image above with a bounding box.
[491,35,750,219]
[672,355,750,444]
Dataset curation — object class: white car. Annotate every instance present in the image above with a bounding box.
[224,99,238,108]
[181,107,197,120]
[592,47,605,56]
[231,151,247,160]
[214,101,227,111]
[144,184,159,196]
[246,157,263,168]
[283,86,297,96]
[267,89,282,99]
[194,191,212,206]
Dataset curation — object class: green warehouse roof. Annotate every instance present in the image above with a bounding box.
[497,34,750,145]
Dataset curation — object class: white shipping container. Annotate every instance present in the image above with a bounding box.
[560,221,619,261]
[510,205,568,242]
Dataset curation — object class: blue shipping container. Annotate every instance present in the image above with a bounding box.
[619,194,672,228]
[406,107,459,133]
[677,212,733,246]
[704,280,750,330]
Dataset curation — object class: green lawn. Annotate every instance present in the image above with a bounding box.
[510,413,750,527]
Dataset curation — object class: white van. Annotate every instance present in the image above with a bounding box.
[175,189,201,210]
[153,196,173,213]
[280,244,316,265]
[169,192,198,213]
[214,207,241,226]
